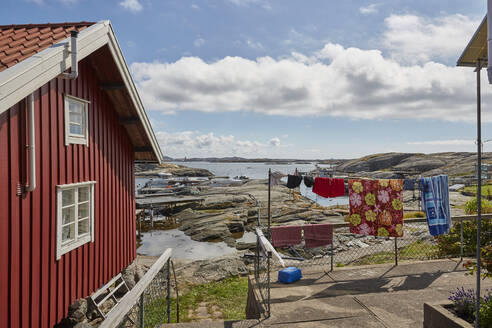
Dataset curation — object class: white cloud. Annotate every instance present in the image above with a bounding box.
[194,38,205,47]
[26,0,44,5]
[407,139,475,146]
[269,137,280,147]
[382,14,480,64]
[226,0,271,10]
[246,38,264,50]
[359,3,379,15]
[191,3,200,10]
[156,131,282,158]
[119,0,142,12]
[131,39,491,122]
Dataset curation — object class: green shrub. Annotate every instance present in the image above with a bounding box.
[479,294,492,328]
[464,198,492,215]
[449,288,492,325]
[436,219,492,258]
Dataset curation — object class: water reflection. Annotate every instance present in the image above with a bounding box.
[137,229,237,260]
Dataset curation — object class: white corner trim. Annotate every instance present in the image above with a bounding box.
[0,20,163,163]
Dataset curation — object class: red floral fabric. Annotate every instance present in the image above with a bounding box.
[348,179,404,237]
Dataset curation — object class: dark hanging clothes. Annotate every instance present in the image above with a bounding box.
[312,177,345,198]
[271,225,302,247]
[287,175,302,189]
[303,176,314,188]
[403,179,416,190]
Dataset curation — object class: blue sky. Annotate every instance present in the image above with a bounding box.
[4,0,492,159]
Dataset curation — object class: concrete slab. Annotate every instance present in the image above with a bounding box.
[169,259,492,328]
[268,295,368,324]
[263,315,384,327]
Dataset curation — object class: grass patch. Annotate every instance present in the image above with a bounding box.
[463,184,492,196]
[349,240,439,266]
[403,211,426,219]
[142,276,248,325]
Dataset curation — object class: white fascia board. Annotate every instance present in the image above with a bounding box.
[105,24,164,163]
[0,22,109,111]
[0,20,163,163]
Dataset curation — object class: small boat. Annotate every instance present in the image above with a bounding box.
[210,178,244,186]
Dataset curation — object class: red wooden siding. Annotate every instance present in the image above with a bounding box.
[0,58,137,328]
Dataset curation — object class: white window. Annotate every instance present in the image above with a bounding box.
[64,95,89,146]
[56,181,95,259]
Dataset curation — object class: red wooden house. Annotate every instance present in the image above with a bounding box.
[0,21,163,327]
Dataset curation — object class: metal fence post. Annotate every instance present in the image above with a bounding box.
[139,293,144,328]
[460,219,464,260]
[394,237,398,266]
[167,258,171,324]
[330,243,334,272]
[267,251,271,318]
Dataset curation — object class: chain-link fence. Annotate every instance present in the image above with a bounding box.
[252,214,492,318]
[123,260,171,327]
[100,249,173,328]
[253,230,271,318]
[270,216,490,270]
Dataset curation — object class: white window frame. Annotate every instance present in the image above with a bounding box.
[56,181,96,260]
[64,94,90,146]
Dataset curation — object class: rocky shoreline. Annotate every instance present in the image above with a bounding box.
[134,157,477,286]
[135,162,214,177]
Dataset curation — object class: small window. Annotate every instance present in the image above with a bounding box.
[56,181,95,259]
[64,95,89,146]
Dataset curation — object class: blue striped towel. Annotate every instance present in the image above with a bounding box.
[420,175,451,236]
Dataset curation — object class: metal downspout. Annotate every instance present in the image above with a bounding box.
[26,93,36,192]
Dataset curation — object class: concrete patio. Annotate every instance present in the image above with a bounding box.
[166,258,492,327]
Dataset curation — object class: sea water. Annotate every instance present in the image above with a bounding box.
[168,161,348,207]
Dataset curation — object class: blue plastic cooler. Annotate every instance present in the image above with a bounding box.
[278,267,302,284]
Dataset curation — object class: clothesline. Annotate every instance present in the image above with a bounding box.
[267,169,452,238]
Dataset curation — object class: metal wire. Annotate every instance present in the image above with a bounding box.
[120,260,172,328]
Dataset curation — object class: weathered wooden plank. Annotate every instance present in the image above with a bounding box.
[99,248,172,328]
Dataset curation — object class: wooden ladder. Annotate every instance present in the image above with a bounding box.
[89,273,131,321]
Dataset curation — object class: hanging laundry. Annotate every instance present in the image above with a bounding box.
[348,179,404,238]
[303,176,314,188]
[312,177,345,198]
[330,178,345,197]
[270,171,286,187]
[420,175,451,236]
[404,178,416,191]
[303,224,333,248]
[271,225,302,247]
[287,175,302,189]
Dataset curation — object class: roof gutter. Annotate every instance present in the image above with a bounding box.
[60,31,78,80]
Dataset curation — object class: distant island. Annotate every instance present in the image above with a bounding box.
[153,152,491,179]
[166,156,346,165]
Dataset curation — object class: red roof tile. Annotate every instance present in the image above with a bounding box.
[0,22,95,72]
